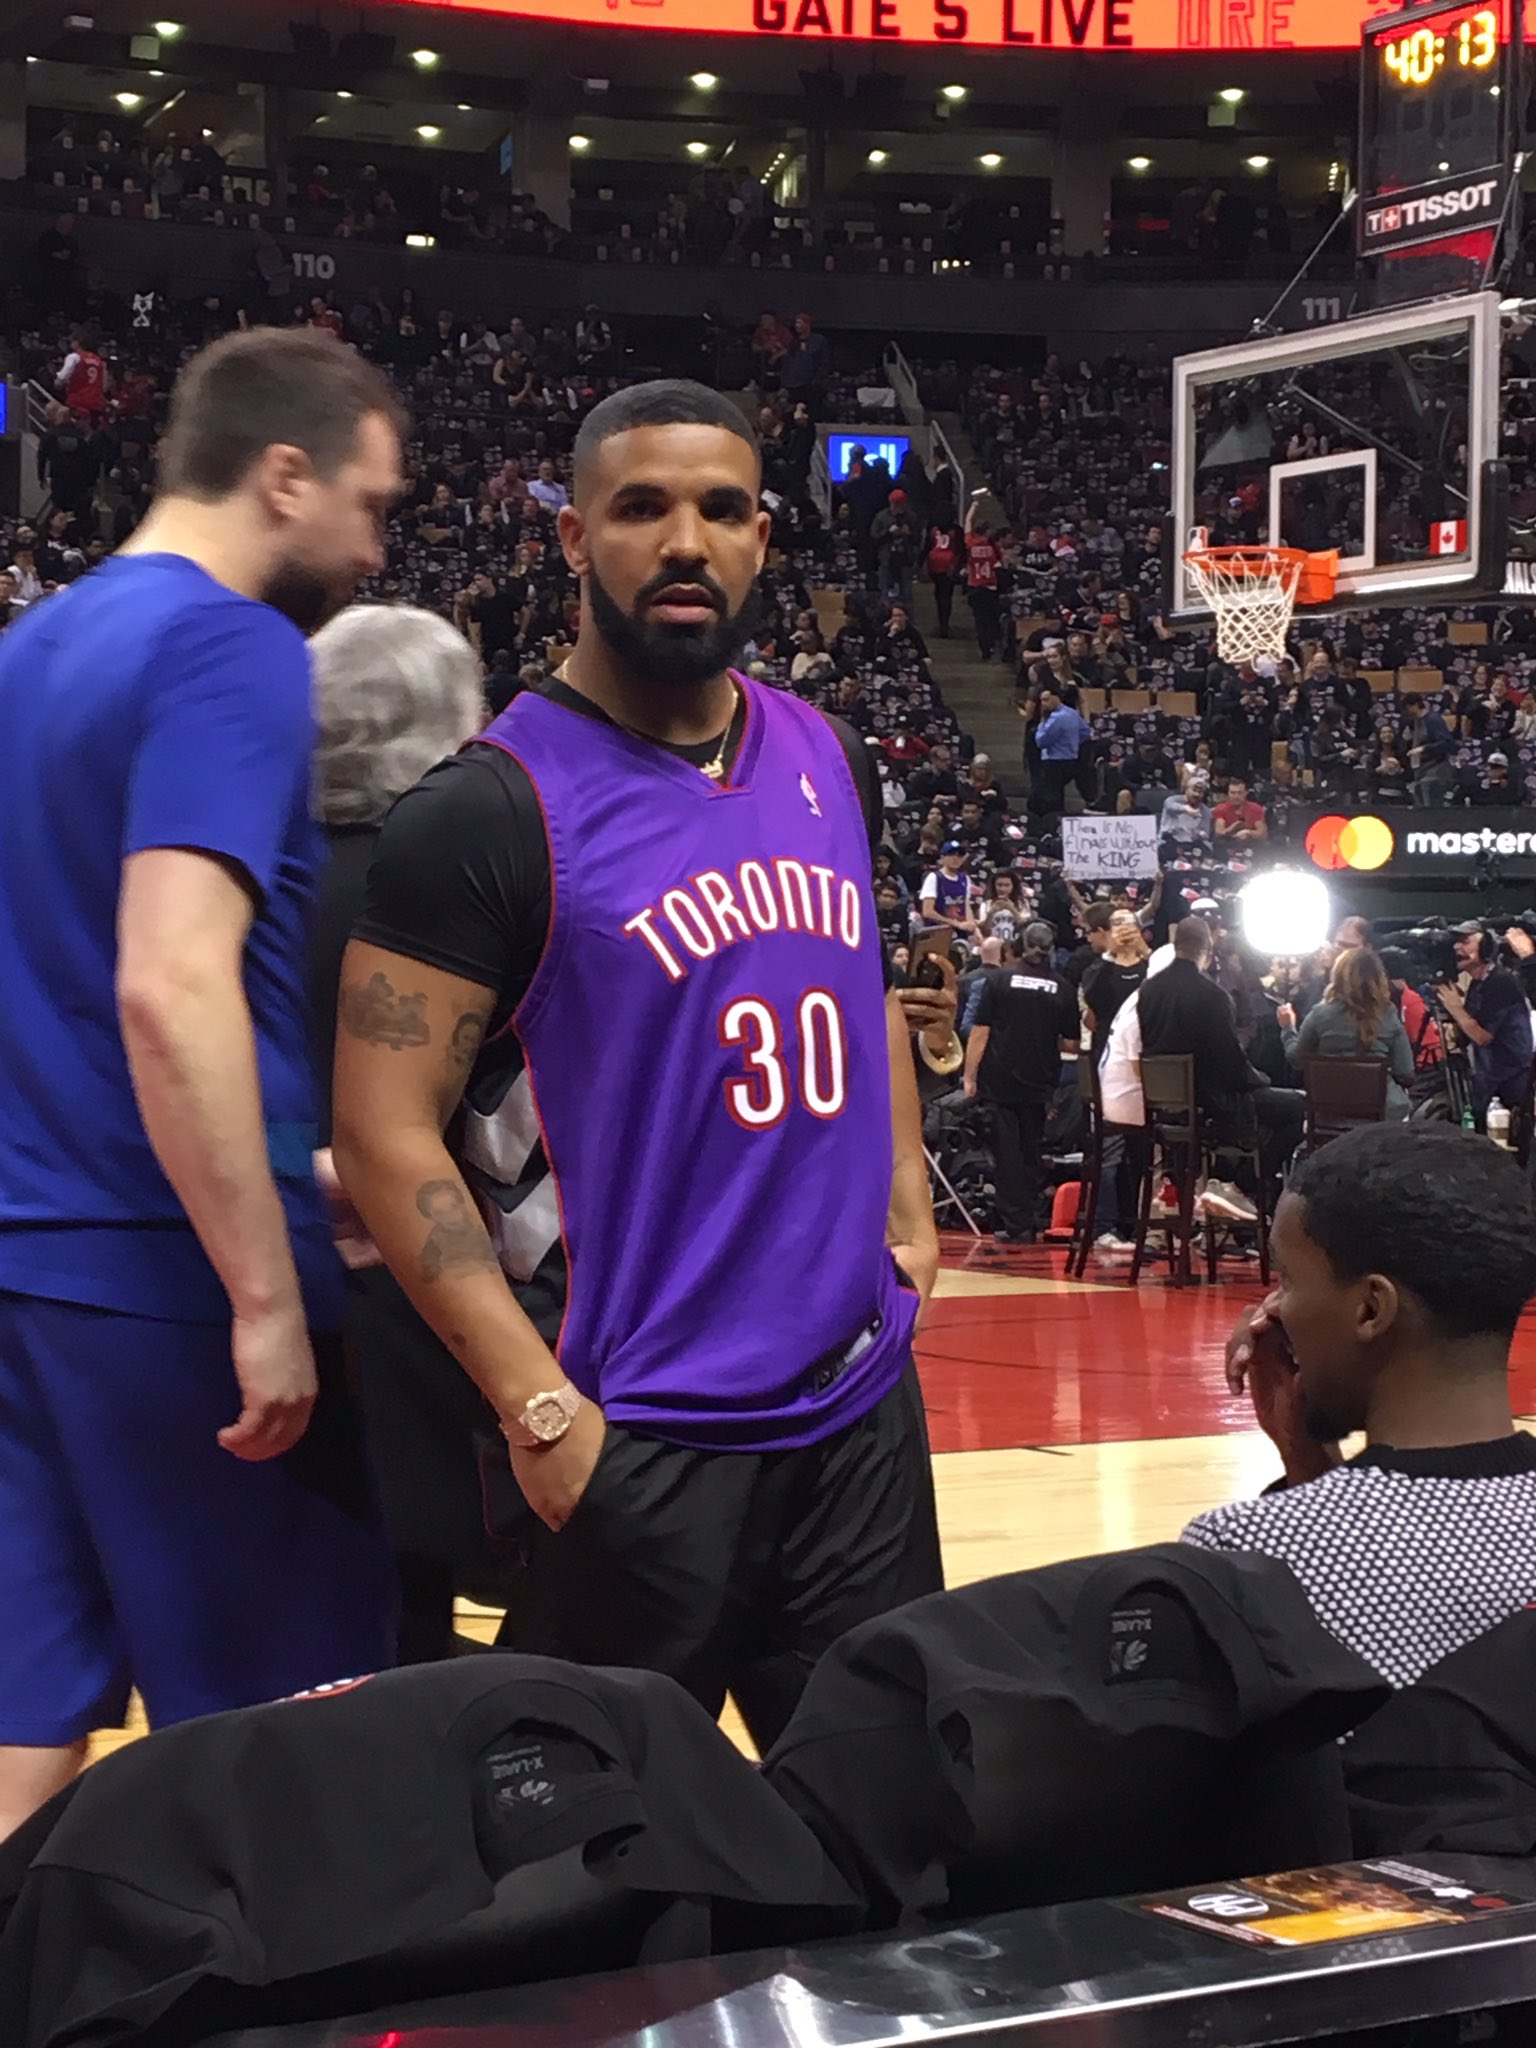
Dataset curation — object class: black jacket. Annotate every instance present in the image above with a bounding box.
[764,1545,1387,1929]
[1137,957,1255,1112]
[1346,1606,1536,1859]
[0,1659,857,2048]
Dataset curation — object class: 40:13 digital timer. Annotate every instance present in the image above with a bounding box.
[1376,3,1499,86]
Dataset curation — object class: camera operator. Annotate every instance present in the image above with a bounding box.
[1433,922,1533,1127]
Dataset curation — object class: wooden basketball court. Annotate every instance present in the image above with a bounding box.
[87,1238,1536,1764]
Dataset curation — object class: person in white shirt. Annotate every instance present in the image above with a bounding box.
[1090,942,1174,1257]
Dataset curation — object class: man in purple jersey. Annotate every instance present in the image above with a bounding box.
[334,380,943,1748]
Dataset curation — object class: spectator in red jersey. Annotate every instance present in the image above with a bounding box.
[965,518,1002,662]
[55,325,108,422]
[925,516,962,637]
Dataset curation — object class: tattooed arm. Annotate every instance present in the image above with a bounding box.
[331,940,601,1523]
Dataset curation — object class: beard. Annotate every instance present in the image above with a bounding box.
[587,559,758,689]
[261,556,352,637]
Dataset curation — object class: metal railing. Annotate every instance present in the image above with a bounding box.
[931,416,970,507]
[882,339,925,429]
[809,437,831,523]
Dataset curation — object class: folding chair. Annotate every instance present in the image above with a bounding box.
[1303,1055,1389,1153]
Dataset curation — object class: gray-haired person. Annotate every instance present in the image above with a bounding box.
[308,603,486,1660]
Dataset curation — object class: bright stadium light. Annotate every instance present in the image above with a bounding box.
[867,148,888,165]
[1239,871,1331,958]
[1217,85,1245,103]
[1245,154,1272,170]
[978,151,1003,168]
[686,139,709,156]
[410,47,440,67]
[690,70,719,89]
[940,83,968,100]
[568,133,592,150]
[153,19,183,35]
[416,124,440,140]
[1126,154,1152,171]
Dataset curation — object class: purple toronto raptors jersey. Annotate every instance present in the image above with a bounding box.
[470,676,916,1451]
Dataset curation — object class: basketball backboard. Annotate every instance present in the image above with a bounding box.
[1168,290,1504,623]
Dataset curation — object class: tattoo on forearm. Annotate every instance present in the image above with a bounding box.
[339,972,431,1051]
[448,1009,488,1076]
[416,1178,501,1282]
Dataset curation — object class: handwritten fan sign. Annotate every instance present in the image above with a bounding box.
[1062,813,1160,879]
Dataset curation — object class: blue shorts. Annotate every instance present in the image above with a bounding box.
[0,1292,396,1745]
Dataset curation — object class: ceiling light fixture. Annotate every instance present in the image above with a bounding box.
[1126,154,1152,170]
[457,102,471,110]
[568,133,591,150]
[410,47,439,67]
[867,147,888,165]
[1217,86,1244,103]
[685,139,709,156]
[1244,153,1271,170]
[690,70,718,89]
[153,19,182,35]
[335,88,352,98]
[978,151,1002,168]
[416,123,441,139]
[940,83,967,100]
[114,91,143,108]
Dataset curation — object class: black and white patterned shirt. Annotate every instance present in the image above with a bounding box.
[1182,1438,1536,1689]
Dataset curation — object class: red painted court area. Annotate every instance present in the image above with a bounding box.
[917,1239,1536,1455]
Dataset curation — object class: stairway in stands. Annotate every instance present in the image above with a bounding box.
[912,408,1024,798]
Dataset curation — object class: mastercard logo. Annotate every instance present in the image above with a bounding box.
[1304,814,1396,873]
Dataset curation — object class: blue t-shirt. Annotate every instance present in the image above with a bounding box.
[0,554,342,1328]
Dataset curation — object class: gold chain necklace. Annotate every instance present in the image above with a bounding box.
[556,661,738,782]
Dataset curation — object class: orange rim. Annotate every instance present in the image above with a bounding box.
[1184,544,1338,604]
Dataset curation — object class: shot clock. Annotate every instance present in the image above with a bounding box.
[1377,3,1499,84]
[1358,0,1521,259]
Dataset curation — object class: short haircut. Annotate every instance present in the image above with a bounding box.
[1082,902,1114,933]
[1290,1123,1536,1341]
[157,329,404,499]
[572,378,759,493]
[310,604,485,825]
[1022,920,1056,957]
[1174,916,1212,961]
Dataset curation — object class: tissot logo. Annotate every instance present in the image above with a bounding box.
[1304,814,1396,872]
[1365,179,1497,238]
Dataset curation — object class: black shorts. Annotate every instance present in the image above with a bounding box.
[495,1364,943,1753]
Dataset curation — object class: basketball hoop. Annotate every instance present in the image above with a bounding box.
[1182,529,1339,665]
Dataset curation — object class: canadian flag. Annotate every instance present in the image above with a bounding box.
[1430,519,1468,556]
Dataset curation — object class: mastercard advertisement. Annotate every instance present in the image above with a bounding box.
[401,0,1422,52]
[1300,807,1536,876]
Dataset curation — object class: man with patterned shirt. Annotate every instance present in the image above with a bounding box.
[1188,1124,1536,1850]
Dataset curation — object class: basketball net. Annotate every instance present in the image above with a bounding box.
[1183,528,1337,665]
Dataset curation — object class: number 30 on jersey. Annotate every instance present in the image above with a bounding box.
[719,991,849,1127]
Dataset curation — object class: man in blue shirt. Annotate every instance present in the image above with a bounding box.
[1030,683,1092,822]
[0,329,405,1836]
